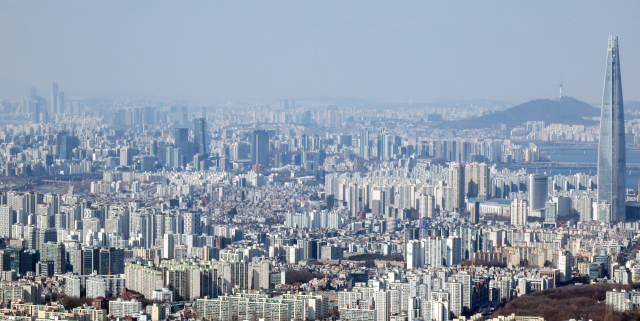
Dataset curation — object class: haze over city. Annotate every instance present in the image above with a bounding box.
[1,2,640,321]
[1,1,640,104]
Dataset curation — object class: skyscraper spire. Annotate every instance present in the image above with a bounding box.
[597,35,626,223]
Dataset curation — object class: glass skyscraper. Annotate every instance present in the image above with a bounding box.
[597,35,626,223]
[193,118,207,156]
[251,129,269,166]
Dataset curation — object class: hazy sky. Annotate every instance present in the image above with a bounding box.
[0,1,639,104]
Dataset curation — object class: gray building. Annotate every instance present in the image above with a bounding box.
[528,174,548,211]
[251,129,269,166]
[193,118,207,156]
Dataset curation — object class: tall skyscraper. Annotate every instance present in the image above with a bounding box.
[597,35,626,223]
[193,118,207,156]
[173,127,191,163]
[52,83,59,113]
[251,130,269,166]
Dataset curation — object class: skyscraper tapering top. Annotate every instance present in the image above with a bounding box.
[597,35,626,223]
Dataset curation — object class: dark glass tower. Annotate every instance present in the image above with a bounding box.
[251,130,269,166]
[57,131,80,160]
[173,127,191,161]
[193,118,207,156]
[597,35,626,222]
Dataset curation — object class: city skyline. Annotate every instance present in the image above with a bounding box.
[1,3,640,321]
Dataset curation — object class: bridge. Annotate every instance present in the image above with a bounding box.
[504,163,640,171]
[515,142,640,152]
[41,180,70,187]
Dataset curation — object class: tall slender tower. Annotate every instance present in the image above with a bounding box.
[597,35,626,223]
[559,81,562,99]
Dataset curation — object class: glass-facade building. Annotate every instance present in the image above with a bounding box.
[597,35,626,222]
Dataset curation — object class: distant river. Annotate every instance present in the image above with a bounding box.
[530,149,640,190]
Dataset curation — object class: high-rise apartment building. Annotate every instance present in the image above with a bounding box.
[163,234,174,259]
[464,162,490,200]
[511,198,528,226]
[597,35,626,223]
[0,206,14,238]
[448,162,465,210]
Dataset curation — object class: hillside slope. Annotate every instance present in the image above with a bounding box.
[491,284,639,321]
[441,97,599,129]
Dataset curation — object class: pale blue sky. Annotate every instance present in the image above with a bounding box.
[0,1,638,104]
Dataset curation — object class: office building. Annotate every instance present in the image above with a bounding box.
[528,174,548,211]
[193,118,207,156]
[252,130,269,166]
[120,147,133,167]
[140,156,156,172]
[558,250,572,283]
[173,127,190,162]
[58,132,80,160]
[40,242,66,275]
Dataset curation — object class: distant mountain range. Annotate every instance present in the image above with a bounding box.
[626,100,640,112]
[440,96,601,129]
